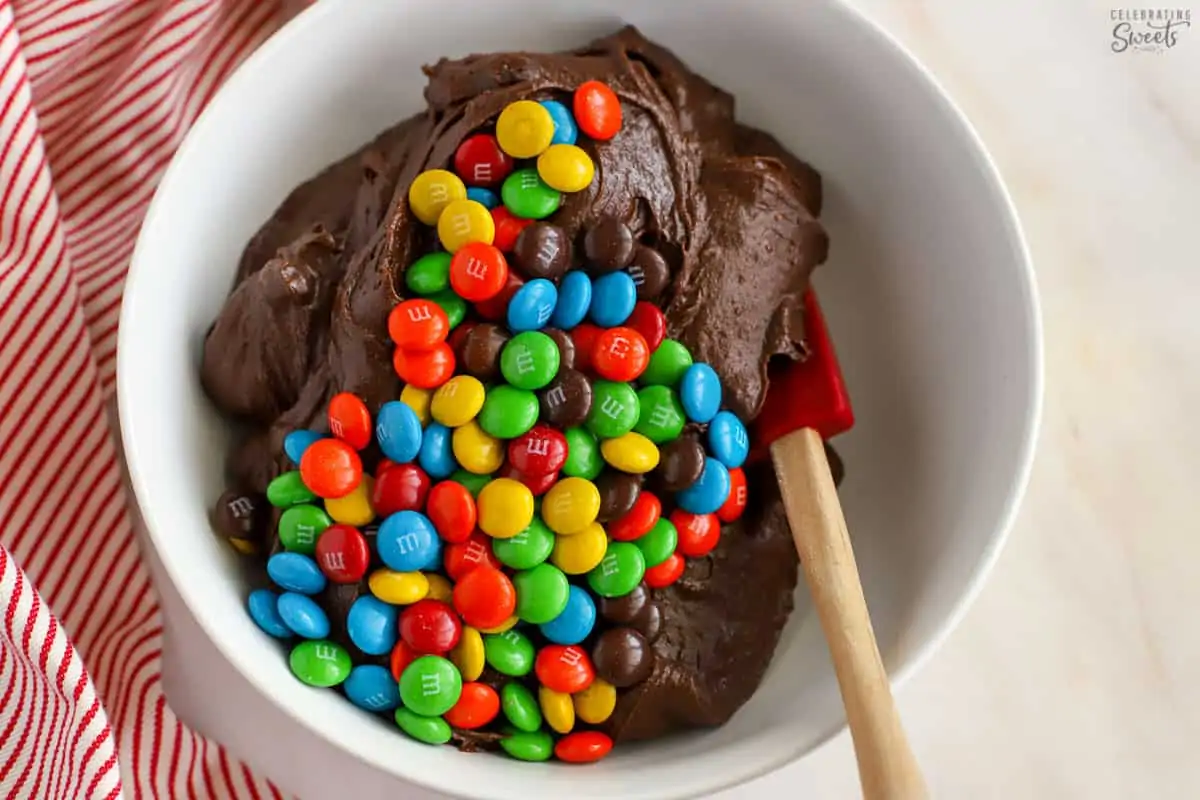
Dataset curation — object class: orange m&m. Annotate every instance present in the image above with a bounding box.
[534,644,595,694]
[573,81,622,141]
[608,491,661,542]
[327,392,372,450]
[388,299,450,351]
[591,327,650,382]
[554,731,613,763]
[717,467,748,522]
[452,566,517,630]
[671,509,721,558]
[299,438,362,499]
[643,552,684,589]
[443,682,501,730]
[393,342,455,389]
[450,243,509,302]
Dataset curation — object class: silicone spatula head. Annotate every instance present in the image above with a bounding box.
[752,289,854,457]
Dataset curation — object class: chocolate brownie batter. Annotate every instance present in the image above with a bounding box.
[202,27,830,743]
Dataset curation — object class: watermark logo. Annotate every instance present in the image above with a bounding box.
[1111,8,1192,52]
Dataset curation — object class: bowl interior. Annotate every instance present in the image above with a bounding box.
[119,0,1040,798]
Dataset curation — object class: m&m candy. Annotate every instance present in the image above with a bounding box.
[408,169,467,226]
[455,133,514,188]
[573,81,622,140]
[233,81,775,768]
[496,100,555,159]
[539,99,578,145]
[438,198,495,253]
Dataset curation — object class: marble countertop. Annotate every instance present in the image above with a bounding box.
[153,1,1200,796]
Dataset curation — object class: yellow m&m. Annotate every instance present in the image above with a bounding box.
[542,477,601,535]
[452,420,504,475]
[325,475,375,526]
[538,685,575,734]
[573,678,616,724]
[600,432,660,474]
[450,626,485,681]
[478,615,519,635]
[496,100,555,159]
[537,144,595,193]
[437,198,494,253]
[477,478,535,539]
[424,573,454,604]
[431,375,486,428]
[368,568,429,605]
[408,169,467,226]
[550,522,608,575]
[400,384,433,426]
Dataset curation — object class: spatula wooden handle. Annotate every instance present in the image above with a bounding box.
[771,427,927,800]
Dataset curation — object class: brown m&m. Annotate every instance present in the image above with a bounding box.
[513,223,572,280]
[583,216,634,274]
[538,368,593,428]
[592,627,655,688]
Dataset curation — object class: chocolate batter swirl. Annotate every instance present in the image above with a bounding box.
[201,26,830,743]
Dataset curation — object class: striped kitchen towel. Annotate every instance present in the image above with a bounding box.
[0,1,313,797]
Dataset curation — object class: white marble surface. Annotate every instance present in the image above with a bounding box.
[155,1,1200,797]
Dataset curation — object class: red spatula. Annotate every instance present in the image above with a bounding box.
[755,290,928,800]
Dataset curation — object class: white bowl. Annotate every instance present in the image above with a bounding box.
[118,0,1041,797]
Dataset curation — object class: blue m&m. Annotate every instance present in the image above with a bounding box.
[551,271,591,330]
[347,595,400,655]
[376,400,423,464]
[419,422,458,479]
[343,664,402,712]
[538,585,596,646]
[707,410,749,469]
[589,271,636,328]
[283,430,324,465]
[466,187,500,210]
[508,278,558,332]
[539,99,578,146]
[377,511,441,572]
[680,363,722,423]
[676,457,731,515]
[267,552,327,595]
[247,589,291,638]
[277,592,331,639]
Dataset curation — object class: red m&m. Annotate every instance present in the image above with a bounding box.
[426,481,477,544]
[491,207,532,252]
[644,552,684,589]
[608,492,661,542]
[454,134,514,189]
[625,301,666,352]
[400,599,462,654]
[717,467,748,522]
[671,510,721,558]
[507,424,568,476]
[444,531,502,581]
[372,463,431,516]
[314,524,370,584]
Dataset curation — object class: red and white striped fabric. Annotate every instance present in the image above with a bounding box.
[0,1,312,797]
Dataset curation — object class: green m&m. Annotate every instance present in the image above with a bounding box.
[501,169,561,220]
[484,629,536,676]
[266,471,316,507]
[289,640,351,687]
[450,469,492,496]
[479,384,539,439]
[405,251,452,295]
[394,707,453,745]
[428,287,468,329]
[500,728,554,762]
[635,518,678,568]
[634,385,686,444]
[492,517,555,570]
[587,542,646,598]
[587,380,640,439]
[501,682,542,732]
[278,504,331,555]
[562,427,603,479]
[501,331,560,390]
[512,562,570,624]
[399,655,463,717]
[640,339,692,387]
